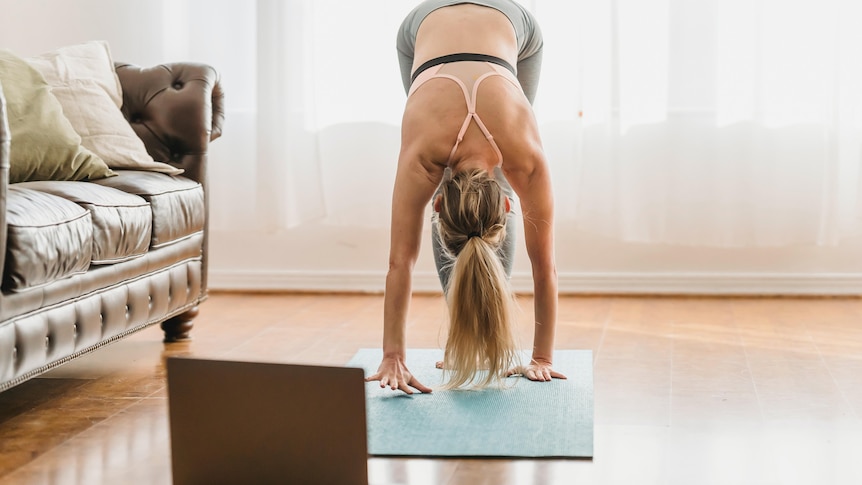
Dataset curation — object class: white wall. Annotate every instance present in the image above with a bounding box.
[0,0,167,67]
[3,0,862,295]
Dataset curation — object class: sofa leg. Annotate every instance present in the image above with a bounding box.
[162,306,199,343]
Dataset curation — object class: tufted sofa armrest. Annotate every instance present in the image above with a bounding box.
[114,62,223,293]
[0,83,9,287]
[114,62,224,184]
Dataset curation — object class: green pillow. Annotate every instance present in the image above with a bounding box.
[0,49,115,183]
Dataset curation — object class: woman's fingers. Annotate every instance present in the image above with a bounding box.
[365,359,432,394]
[521,364,567,381]
[398,381,414,395]
[409,376,432,394]
[507,366,525,377]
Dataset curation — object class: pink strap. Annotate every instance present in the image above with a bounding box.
[409,64,519,166]
[447,71,506,164]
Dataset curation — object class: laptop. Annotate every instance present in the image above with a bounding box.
[166,357,368,485]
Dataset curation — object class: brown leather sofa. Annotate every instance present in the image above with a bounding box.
[0,62,224,392]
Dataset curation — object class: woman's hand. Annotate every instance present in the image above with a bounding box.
[507,358,567,382]
[365,355,432,395]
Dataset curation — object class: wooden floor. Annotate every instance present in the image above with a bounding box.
[1,292,861,484]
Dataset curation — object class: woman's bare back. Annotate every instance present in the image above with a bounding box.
[413,4,518,72]
[402,63,531,174]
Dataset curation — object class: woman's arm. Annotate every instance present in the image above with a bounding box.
[365,143,442,394]
[499,110,566,381]
[504,156,563,377]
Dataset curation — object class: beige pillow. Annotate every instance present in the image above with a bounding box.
[0,49,115,183]
[27,41,183,175]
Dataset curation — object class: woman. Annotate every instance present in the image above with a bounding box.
[365,0,565,393]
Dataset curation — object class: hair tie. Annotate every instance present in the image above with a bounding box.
[468,231,482,239]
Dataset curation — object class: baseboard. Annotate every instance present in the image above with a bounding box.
[208,269,862,296]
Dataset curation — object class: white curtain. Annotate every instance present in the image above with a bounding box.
[170,0,862,246]
[535,0,862,247]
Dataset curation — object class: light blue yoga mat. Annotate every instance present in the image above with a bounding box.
[347,348,594,458]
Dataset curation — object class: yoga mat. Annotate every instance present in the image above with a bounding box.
[347,348,594,458]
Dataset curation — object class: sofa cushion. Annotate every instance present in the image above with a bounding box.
[15,181,152,265]
[4,187,93,291]
[0,49,115,183]
[91,170,205,248]
[26,41,184,176]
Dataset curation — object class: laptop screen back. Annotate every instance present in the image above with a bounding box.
[167,357,368,485]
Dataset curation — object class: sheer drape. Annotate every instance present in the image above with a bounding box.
[174,0,862,246]
[534,0,862,246]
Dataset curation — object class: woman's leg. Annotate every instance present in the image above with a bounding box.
[397,49,414,96]
[493,166,518,282]
[431,217,452,291]
[516,49,543,105]
[513,1,544,105]
[396,1,424,95]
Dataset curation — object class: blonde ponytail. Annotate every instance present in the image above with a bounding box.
[436,169,519,389]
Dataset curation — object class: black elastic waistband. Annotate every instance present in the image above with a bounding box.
[411,53,516,83]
